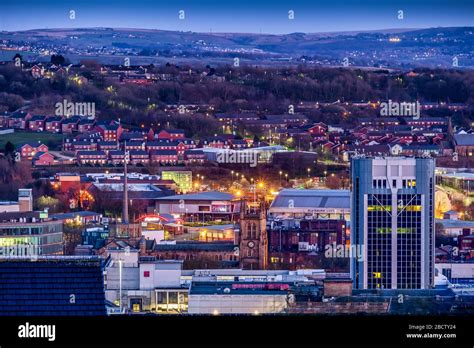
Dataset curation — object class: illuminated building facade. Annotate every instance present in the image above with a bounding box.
[351,157,435,290]
[161,171,192,193]
[0,211,64,256]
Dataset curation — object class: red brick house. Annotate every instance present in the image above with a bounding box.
[8,112,30,129]
[200,136,229,149]
[61,117,80,133]
[307,122,328,136]
[78,119,96,133]
[0,112,11,127]
[146,141,174,152]
[454,134,474,157]
[16,143,49,159]
[184,150,206,164]
[156,129,185,140]
[150,150,179,164]
[109,150,126,165]
[45,116,63,133]
[97,141,119,152]
[31,64,45,79]
[77,151,107,165]
[129,150,150,165]
[72,141,98,152]
[28,115,47,131]
[32,152,55,166]
[96,123,123,142]
[124,141,145,151]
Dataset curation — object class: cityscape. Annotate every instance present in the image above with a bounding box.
[0,0,473,346]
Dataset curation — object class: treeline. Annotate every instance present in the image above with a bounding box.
[0,63,473,131]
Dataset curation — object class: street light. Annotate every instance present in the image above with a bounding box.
[279,171,283,187]
[307,168,311,178]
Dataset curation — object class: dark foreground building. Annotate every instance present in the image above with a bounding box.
[0,257,107,316]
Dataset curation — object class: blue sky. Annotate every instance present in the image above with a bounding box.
[0,0,472,33]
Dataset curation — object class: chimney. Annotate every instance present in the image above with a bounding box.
[122,147,129,224]
[18,189,33,212]
[139,236,146,254]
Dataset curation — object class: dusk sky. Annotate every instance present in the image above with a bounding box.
[0,0,472,34]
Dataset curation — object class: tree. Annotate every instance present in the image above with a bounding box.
[4,141,14,155]
[51,54,66,66]
[12,53,22,65]
[36,195,62,213]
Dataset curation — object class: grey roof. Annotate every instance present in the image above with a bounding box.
[154,242,236,252]
[156,191,235,201]
[435,219,474,229]
[270,189,350,209]
[439,172,474,180]
[52,211,101,220]
[150,150,178,155]
[454,134,474,146]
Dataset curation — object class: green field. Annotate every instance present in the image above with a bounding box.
[0,131,63,151]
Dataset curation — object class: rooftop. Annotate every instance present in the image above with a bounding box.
[189,281,292,295]
[0,257,106,316]
[155,191,235,201]
[270,189,350,210]
[436,219,474,229]
[454,134,474,146]
[154,241,236,252]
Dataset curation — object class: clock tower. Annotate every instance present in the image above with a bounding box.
[238,200,268,270]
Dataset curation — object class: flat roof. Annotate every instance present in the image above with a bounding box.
[436,219,474,229]
[197,224,237,231]
[154,242,236,252]
[190,282,292,295]
[155,191,234,201]
[51,211,101,219]
[439,172,474,180]
[270,189,350,210]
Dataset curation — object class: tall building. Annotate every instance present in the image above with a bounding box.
[351,156,435,289]
[239,201,268,270]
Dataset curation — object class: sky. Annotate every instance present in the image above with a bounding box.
[0,0,472,34]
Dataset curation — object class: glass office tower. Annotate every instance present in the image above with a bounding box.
[351,157,435,289]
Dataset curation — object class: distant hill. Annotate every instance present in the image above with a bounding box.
[1,27,472,68]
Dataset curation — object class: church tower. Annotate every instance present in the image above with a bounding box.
[239,200,268,270]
